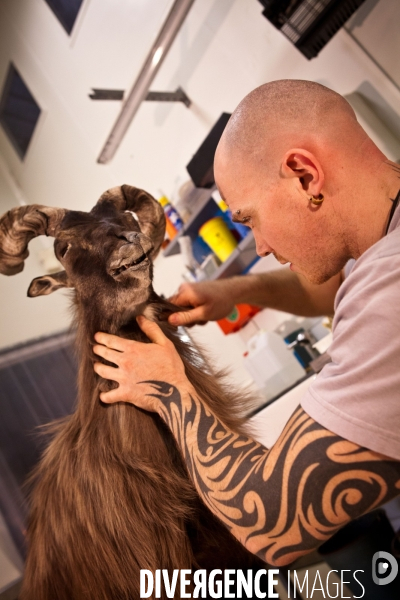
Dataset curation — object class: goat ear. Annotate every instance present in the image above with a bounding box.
[27,271,71,297]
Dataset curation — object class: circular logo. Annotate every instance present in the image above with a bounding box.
[372,551,399,586]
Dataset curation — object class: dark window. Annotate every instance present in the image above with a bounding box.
[44,0,84,35]
[0,64,41,160]
[0,331,77,556]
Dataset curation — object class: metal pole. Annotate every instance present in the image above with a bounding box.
[97,0,195,164]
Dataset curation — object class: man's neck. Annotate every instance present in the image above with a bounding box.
[381,160,400,234]
[350,159,400,258]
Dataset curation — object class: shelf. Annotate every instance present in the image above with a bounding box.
[162,185,259,279]
[211,232,258,280]
[162,187,215,257]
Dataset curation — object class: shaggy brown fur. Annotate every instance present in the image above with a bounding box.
[0,186,264,600]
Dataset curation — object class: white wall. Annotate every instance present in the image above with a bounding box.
[0,159,72,348]
[0,0,399,359]
[347,0,400,90]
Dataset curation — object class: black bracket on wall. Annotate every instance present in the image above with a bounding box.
[89,86,191,107]
[257,0,367,59]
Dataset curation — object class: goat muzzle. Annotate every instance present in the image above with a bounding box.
[94,185,166,260]
[0,205,66,276]
[108,234,153,278]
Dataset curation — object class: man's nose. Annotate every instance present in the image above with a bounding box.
[254,235,272,258]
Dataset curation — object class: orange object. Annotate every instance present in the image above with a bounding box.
[165,214,178,240]
[217,304,261,334]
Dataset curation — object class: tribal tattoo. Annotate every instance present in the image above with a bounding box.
[145,381,400,566]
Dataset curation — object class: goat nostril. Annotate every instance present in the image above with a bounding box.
[117,232,139,243]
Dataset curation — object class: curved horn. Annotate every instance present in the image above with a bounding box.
[0,205,66,276]
[95,185,166,258]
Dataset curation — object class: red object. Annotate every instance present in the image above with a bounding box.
[217,304,261,334]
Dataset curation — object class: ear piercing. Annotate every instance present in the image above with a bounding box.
[310,194,324,206]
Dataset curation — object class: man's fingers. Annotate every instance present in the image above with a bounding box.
[99,387,124,404]
[168,292,183,305]
[93,344,121,364]
[94,361,120,381]
[169,294,193,308]
[168,306,207,327]
[94,331,127,351]
[168,283,196,306]
[137,316,169,345]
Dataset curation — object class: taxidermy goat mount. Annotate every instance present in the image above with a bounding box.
[0,185,264,600]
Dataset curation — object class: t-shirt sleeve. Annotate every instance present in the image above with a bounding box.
[301,241,400,460]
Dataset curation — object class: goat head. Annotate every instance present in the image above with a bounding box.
[0,185,166,319]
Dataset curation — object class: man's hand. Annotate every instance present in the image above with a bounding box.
[168,280,236,327]
[93,316,189,410]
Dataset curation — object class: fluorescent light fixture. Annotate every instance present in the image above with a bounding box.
[152,47,164,66]
[97,0,195,164]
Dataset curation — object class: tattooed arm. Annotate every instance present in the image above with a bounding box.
[93,318,400,567]
[146,382,400,566]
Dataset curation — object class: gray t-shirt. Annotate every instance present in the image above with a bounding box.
[301,202,400,460]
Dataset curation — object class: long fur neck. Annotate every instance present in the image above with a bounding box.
[73,287,250,434]
[20,289,258,600]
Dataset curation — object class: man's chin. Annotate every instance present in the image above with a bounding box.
[301,268,342,286]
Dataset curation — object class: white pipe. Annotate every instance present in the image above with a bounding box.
[97,0,195,164]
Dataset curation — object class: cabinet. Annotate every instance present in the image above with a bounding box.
[162,186,259,280]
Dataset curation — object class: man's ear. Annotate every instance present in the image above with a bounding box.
[281,149,324,197]
[27,271,71,297]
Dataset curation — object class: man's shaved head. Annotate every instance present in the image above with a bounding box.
[219,80,361,168]
[214,79,393,285]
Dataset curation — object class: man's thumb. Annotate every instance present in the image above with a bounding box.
[137,315,168,344]
[169,307,205,327]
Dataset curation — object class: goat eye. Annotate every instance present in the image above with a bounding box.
[59,244,70,258]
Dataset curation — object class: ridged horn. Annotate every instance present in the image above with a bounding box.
[95,185,166,258]
[0,205,66,276]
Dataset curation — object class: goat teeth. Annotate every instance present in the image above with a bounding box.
[131,255,146,266]
[113,254,147,275]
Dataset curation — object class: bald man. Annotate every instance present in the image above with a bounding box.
[93,80,400,567]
